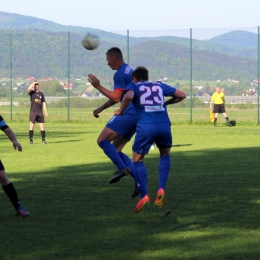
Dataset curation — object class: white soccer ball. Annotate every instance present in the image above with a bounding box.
[81,33,100,50]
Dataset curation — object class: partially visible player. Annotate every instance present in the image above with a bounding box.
[114,66,186,213]
[0,115,29,217]
[28,81,49,144]
[210,86,232,127]
[88,47,139,197]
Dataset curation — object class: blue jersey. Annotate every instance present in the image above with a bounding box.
[114,64,136,115]
[126,81,176,123]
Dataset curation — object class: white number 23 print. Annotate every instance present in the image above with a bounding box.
[139,85,164,105]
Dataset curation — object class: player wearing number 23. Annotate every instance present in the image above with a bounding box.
[114,66,186,213]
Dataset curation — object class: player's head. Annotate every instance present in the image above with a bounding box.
[34,80,39,90]
[106,47,124,70]
[132,66,149,82]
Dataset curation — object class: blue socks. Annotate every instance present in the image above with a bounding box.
[158,155,171,190]
[99,140,126,170]
[118,152,135,178]
[133,161,148,198]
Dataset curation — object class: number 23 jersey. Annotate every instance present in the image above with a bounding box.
[126,81,176,124]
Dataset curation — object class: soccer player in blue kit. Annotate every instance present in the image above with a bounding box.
[88,47,139,197]
[114,66,186,213]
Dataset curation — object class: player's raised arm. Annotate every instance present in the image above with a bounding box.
[28,81,37,93]
[88,74,123,103]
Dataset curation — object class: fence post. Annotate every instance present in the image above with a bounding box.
[190,28,193,123]
[127,29,129,64]
[9,33,13,120]
[258,26,260,125]
[67,31,71,122]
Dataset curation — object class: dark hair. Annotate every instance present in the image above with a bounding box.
[132,66,149,81]
[106,47,123,59]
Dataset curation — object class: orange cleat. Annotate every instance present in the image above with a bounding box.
[154,188,165,209]
[134,195,150,214]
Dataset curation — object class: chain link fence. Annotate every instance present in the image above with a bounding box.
[0,27,259,123]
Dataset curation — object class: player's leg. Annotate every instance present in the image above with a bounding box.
[102,114,138,184]
[0,160,29,217]
[98,126,130,183]
[132,152,150,213]
[112,130,138,197]
[38,114,47,143]
[155,123,172,208]
[131,124,156,213]
[29,112,36,144]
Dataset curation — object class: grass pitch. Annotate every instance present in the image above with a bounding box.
[0,112,260,259]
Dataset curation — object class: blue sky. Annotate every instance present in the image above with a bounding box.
[1,0,260,39]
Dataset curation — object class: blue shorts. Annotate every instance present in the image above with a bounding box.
[106,113,138,141]
[133,122,172,154]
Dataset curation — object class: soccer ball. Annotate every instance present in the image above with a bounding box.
[81,33,100,50]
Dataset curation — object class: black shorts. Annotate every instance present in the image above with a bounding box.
[29,111,45,123]
[0,160,5,171]
[213,104,226,113]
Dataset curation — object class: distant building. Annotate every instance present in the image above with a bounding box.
[63,83,73,89]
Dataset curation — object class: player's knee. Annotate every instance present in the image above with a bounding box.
[0,170,9,185]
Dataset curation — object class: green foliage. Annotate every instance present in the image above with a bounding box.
[235,102,256,109]
[47,97,110,109]
[0,28,258,81]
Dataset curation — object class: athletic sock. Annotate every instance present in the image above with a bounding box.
[41,130,46,141]
[29,130,34,140]
[158,155,171,190]
[118,152,135,178]
[2,182,20,210]
[133,161,148,198]
[214,118,217,123]
[225,116,230,122]
[99,140,126,170]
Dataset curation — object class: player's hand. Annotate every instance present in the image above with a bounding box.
[13,142,22,152]
[88,74,100,88]
[114,109,123,116]
[45,112,49,118]
[93,107,102,118]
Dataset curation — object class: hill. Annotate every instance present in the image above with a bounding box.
[0,11,258,80]
[0,11,258,58]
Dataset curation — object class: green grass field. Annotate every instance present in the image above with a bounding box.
[1,107,260,260]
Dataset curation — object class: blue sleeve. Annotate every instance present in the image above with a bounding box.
[162,83,176,97]
[113,72,126,91]
[125,83,135,92]
[0,115,9,131]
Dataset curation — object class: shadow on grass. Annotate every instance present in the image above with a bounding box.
[1,146,260,260]
[172,144,192,147]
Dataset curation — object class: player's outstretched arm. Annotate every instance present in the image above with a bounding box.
[3,127,22,152]
[114,90,134,116]
[93,99,116,118]
[88,74,123,102]
[165,89,186,105]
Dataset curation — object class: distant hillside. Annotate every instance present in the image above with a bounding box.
[0,11,258,60]
[209,30,257,48]
[0,11,259,81]
[0,29,257,81]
